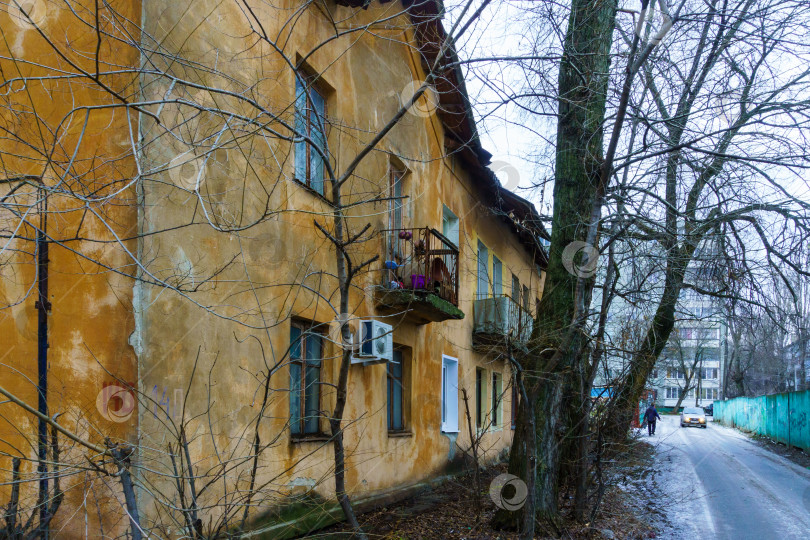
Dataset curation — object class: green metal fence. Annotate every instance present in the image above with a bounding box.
[714,389,810,452]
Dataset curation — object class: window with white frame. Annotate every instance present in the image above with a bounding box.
[701,367,718,380]
[442,205,459,248]
[441,205,459,276]
[700,387,719,400]
[441,355,459,433]
[665,387,680,399]
[697,328,718,340]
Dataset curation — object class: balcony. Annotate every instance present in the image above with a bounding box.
[472,295,533,351]
[374,227,464,325]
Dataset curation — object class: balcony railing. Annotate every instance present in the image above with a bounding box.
[473,294,533,346]
[379,227,459,306]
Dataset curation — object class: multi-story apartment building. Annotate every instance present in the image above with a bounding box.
[0,0,546,535]
[650,290,726,410]
[594,248,725,412]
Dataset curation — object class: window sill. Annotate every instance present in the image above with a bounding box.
[476,427,502,435]
[293,178,332,205]
[290,433,332,444]
[387,430,412,438]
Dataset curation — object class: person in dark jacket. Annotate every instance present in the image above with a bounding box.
[644,404,662,436]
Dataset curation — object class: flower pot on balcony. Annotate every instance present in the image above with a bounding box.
[410,274,426,289]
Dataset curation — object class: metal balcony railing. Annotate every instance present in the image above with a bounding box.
[380,227,459,306]
[473,294,533,345]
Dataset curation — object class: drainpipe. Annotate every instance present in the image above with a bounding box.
[35,193,50,538]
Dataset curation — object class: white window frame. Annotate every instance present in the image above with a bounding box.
[442,205,459,248]
[441,355,459,433]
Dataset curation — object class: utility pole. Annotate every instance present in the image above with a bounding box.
[35,189,50,538]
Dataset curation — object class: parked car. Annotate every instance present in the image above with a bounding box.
[703,403,713,416]
[680,406,707,428]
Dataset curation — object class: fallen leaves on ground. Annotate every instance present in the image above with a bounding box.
[314,440,659,539]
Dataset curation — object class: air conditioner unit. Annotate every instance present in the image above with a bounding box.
[351,320,394,365]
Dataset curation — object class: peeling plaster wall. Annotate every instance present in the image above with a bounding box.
[0,0,545,533]
[134,0,545,518]
[0,1,141,536]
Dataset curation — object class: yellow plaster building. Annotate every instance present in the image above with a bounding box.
[0,0,546,535]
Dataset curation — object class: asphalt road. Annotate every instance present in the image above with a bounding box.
[650,414,810,539]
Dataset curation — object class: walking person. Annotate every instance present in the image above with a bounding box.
[644,404,661,436]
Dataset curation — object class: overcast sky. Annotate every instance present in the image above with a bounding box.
[445,0,581,218]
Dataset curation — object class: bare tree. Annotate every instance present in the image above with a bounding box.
[602,0,810,438]
[661,329,709,411]
[488,0,678,530]
[462,0,810,532]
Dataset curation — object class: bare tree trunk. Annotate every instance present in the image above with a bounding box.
[672,376,692,413]
[504,0,619,528]
[604,263,690,438]
[111,445,142,540]
[461,388,482,516]
[2,457,22,538]
[326,168,367,537]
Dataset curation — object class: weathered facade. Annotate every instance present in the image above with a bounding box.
[1,0,546,535]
